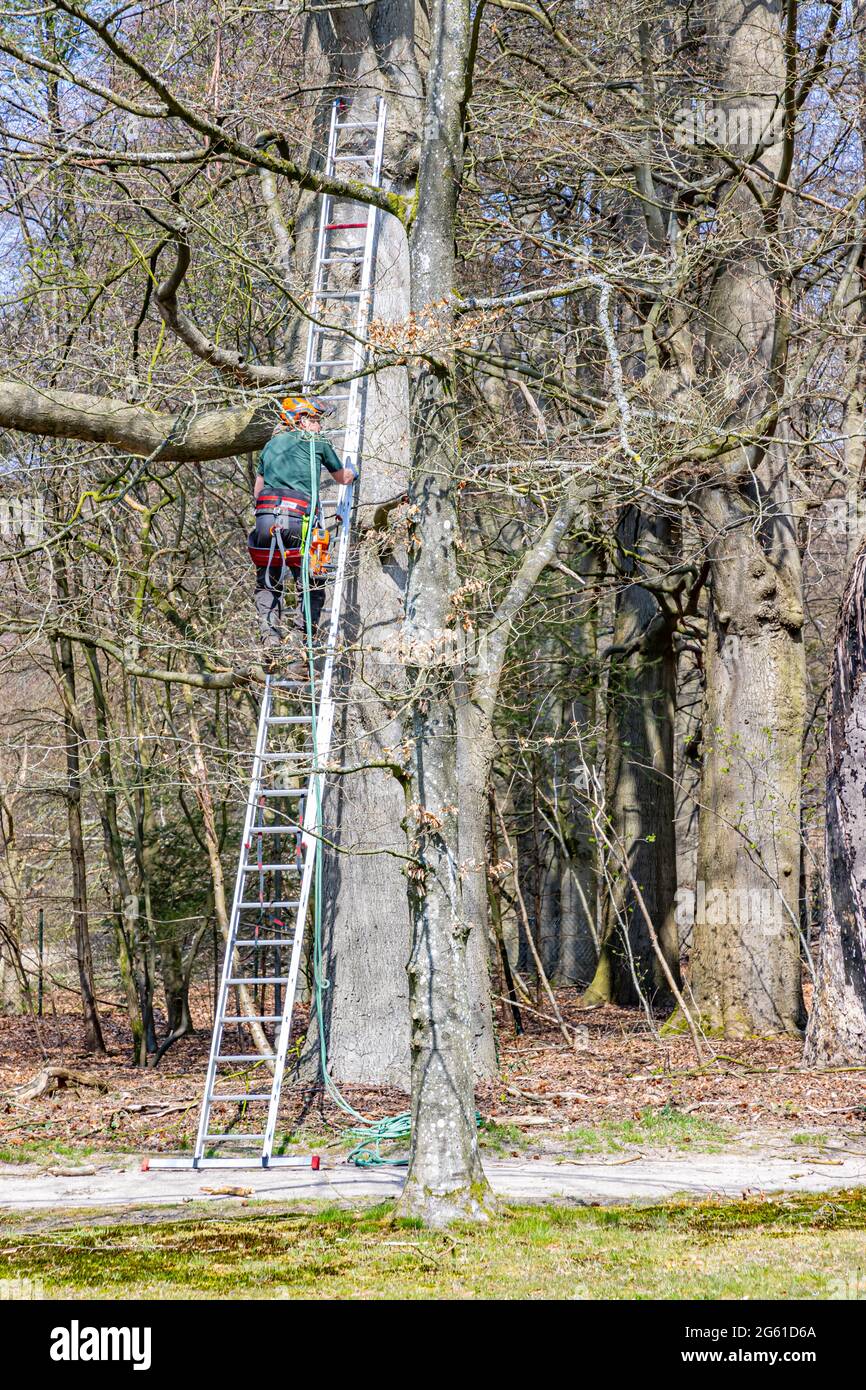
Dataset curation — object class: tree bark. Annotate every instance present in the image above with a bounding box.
[584,507,680,1010]
[302,3,503,1086]
[50,568,105,1052]
[804,541,866,1063]
[688,0,805,1035]
[396,0,493,1225]
[0,383,277,460]
[82,642,151,1064]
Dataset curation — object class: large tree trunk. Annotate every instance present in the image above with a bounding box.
[688,0,805,1035]
[52,552,105,1054]
[804,542,866,1063]
[516,557,600,990]
[584,507,680,1010]
[397,0,492,1225]
[82,643,151,1064]
[549,550,601,987]
[302,3,495,1086]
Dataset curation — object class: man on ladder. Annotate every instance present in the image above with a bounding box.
[249,395,357,671]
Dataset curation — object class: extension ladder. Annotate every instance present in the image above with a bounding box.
[151,96,387,1170]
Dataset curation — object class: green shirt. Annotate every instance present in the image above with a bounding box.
[257,430,343,500]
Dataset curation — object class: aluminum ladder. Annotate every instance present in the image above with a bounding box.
[151,96,387,1170]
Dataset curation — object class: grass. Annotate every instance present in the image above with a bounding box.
[478,1120,530,1154]
[563,1104,729,1155]
[2,1190,866,1299]
[0,1139,101,1167]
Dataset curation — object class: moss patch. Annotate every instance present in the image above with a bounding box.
[2,1189,866,1299]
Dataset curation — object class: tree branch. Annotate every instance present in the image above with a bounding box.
[153,235,298,386]
[50,0,410,223]
[0,381,278,460]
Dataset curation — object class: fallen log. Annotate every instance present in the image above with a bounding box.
[15,1066,109,1102]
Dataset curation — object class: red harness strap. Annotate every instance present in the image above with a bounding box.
[249,493,311,572]
[255,493,310,516]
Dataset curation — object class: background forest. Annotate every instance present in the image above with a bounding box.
[1,0,866,1212]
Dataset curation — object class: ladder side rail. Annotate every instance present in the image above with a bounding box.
[261,817,318,1157]
[193,680,274,1162]
[259,509,353,1155]
[340,99,386,474]
[310,101,385,724]
[259,515,350,1160]
[302,101,340,384]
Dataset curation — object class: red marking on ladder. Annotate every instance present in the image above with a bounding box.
[311,1155,321,1171]
[140,1157,150,1172]
[325,222,367,229]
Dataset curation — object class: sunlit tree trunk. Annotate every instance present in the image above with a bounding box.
[688,0,805,1035]
[805,541,866,1063]
[397,0,493,1225]
[584,507,680,1010]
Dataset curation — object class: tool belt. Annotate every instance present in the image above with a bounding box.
[248,493,330,580]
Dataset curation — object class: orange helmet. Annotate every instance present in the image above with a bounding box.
[279,394,331,426]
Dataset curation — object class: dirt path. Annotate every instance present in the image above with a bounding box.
[1,1150,865,1212]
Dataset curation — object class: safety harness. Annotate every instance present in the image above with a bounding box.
[248,492,331,588]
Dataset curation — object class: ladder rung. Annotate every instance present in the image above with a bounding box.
[266,715,313,724]
[249,827,300,838]
[332,153,374,162]
[258,788,305,797]
[227,976,290,986]
[217,1054,277,1062]
[315,290,362,299]
[242,863,301,872]
[204,1134,265,1142]
[239,899,300,909]
[270,679,306,688]
[320,255,364,264]
[261,752,310,760]
[221,1015,282,1023]
[333,122,377,130]
[233,940,295,948]
[209,1093,272,1102]
[315,393,351,401]
[310,356,356,366]
[325,221,368,229]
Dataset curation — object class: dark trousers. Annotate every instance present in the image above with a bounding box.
[251,511,325,643]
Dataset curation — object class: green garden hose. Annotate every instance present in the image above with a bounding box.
[300,438,410,1167]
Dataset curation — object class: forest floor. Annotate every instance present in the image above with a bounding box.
[2,991,864,1169]
[3,995,866,1296]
